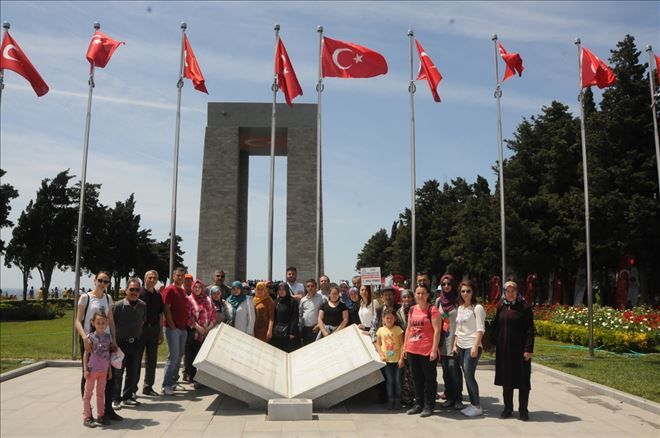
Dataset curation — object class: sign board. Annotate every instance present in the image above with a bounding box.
[360,267,382,286]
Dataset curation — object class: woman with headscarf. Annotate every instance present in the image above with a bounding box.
[253,281,275,343]
[436,273,464,410]
[223,281,255,335]
[186,279,216,387]
[347,287,361,326]
[396,289,415,408]
[272,282,300,352]
[492,280,535,421]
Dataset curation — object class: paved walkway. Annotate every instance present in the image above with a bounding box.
[1,365,658,437]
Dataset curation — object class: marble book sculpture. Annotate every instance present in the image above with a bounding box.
[193,323,385,409]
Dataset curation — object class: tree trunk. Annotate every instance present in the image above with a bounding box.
[21,269,29,302]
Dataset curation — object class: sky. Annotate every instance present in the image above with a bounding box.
[0,1,658,290]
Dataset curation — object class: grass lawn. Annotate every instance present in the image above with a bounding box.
[484,337,660,402]
[0,310,170,372]
[2,314,658,402]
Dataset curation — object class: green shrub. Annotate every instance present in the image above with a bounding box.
[0,302,65,321]
[535,320,657,353]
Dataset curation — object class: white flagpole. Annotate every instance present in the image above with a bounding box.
[492,34,507,286]
[0,21,9,106]
[645,45,660,199]
[267,24,280,281]
[315,25,324,282]
[71,22,100,360]
[575,38,594,357]
[407,30,417,287]
[168,22,187,281]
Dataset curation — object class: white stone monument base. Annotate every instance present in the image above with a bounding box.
[268,398,313,421]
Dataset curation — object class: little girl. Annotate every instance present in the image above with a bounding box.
[376,307,405,410]
[82,311,112,428]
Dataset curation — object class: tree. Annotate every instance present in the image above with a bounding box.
[28,170,77,305]
[356,229,390,271]
[4,205,39,300]
[0,169,19,254]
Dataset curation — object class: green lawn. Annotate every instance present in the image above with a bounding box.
[2,314,658,402]
[0,310,169,371]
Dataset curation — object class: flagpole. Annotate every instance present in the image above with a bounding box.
[71,22,100,360]
[575,37,594,358]
[267,24,280,281]
[0,21,10,106]
[315,25,324,282]
[407,30,417,286]
[645,45,660,199]
[492,34,507,287]
[168,22,187,282]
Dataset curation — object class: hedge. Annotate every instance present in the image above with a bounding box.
[0,302,66,321]
[535,320,657,353]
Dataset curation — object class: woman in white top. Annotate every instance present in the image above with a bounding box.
[358,285,378,335]
[223,280,255,335]
[451,280,486,417]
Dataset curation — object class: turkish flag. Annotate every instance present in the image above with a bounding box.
[0,32,49,96]
[275,38,302,106]
[321,36,387,78]
[581,47,616,89]
[655,55,660,83]
[86,30,123,68]
[415,39,442,102]
[497,42,524,82]
[183,34,208,94]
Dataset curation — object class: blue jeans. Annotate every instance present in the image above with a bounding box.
[457,346,482,406]
[441,354,463,402]
[162,327,187,389]
[383,362,402,402]
[316,324,337,341]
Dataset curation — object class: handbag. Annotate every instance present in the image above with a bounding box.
[273,322,289,338]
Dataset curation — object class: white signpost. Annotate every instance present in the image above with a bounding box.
[360,267,382,286]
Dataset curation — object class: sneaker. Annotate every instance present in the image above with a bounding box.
[407,405,423,415]
[162,386,174,395]
[111,401,122,410]
[440,399,454,409]
[83,417,97,428]
[142,388,160,397]
[420,408,434,418]
[172,383,185,391]
[95,416,110,426]
[454,400,465,410]
[462,405,483,417]
[500,408,513,419]
[122,398,140,406]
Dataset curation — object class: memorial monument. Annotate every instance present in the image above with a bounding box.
[196,102,323,283]
[193,323,385,409]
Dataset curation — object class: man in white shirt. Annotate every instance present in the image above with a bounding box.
[298,279,323,346]
[286,266,305,301]
[318,275,331,301]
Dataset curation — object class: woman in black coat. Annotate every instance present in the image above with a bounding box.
[491,280,535,421]
[271,282,300,353]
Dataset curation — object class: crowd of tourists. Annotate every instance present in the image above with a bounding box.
[75,266,534,428]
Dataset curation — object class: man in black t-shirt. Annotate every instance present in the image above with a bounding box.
[137,270,163,397]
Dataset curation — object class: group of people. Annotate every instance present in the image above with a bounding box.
[74,266,535,428]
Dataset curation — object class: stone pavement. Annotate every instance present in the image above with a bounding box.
[1,364,658,437]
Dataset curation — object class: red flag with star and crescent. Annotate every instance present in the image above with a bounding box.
[321,36,387,78]
[581,46,616,89]
[86,30,123,68]
[183,34,208,94]
[655,54,660,83]
[0,32,49,96]
[275,38,302,106]
[497,42,524,82]
[415,39,442,102]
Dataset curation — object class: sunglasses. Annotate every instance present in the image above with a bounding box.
[97,279,110,284]
[128,287,141,293]
[461,289,472,294]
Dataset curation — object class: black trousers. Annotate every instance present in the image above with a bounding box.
[407,352,438,410]
[185,338,203,381]
[503,386,530,413]
[183,328,196,380]
[115,337,143,401]
[137,324,160,392]
[301,326,317,346]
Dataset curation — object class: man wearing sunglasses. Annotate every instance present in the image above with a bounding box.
[112,278,146,409]
[207,270,231,300]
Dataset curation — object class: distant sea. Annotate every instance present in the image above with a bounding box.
[0,287,74,301]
